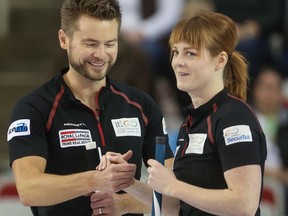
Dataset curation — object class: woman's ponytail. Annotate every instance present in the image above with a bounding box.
[224,51,249,101]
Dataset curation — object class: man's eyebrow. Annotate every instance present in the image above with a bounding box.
[81,38,97,43]
[81,38,118,43]
[105,39,118,43]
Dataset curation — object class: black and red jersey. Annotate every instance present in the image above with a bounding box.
[7,70,173,216]
[173,89,267,216]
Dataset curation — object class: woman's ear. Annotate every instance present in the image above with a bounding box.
[58,29,68,50]
[215,51,228,71]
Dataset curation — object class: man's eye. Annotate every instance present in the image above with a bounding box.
[105,43,115,47]
[85,43,96,47]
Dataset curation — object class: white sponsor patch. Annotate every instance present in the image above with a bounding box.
[185,133,207,154]
[85,141,97,150]
[223,125,252,146]
[59,129,93,148]
[7,119,31,141]
[111,118,141,137]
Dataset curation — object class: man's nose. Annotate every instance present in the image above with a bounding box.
[92,45,106,58]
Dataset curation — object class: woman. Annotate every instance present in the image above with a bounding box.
[97,11,267,216]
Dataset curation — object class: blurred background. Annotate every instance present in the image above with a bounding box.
[1,0,288,215]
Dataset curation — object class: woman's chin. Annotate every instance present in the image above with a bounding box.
[176,83,188,92]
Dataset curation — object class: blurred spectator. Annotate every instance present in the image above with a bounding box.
[277,120,288,215]
[119,0,184,61]
[276,74,288,215]
[277,123,288,177]
[213,0,283,82]
[109,36,155,96]
[182,0,215,18]
[251,67,288,177]
[0,0,10,39]
[118,0,185,86]
[282,77,288,109]
[277,0,288,78]
[252,67,288,215]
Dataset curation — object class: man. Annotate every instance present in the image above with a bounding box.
[7,0,173,215]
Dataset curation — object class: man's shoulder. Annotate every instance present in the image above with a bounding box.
[109,78,154,101]
[15,76,62,109]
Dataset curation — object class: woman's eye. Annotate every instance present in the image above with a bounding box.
[187,52,196,57]
[172,50,179,56]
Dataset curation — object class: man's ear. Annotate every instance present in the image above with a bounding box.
[215,51,228,71]
[58,29,68,50]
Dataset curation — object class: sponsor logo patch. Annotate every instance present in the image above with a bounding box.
[223,125,252,146]
[85,141,97,150]
[59,129,92,148]
[111,118,141,137]
[185,133,207,154]
[7,119,31,141]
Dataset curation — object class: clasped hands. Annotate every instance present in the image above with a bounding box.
[90,150,177,215]
[90,150,135,215]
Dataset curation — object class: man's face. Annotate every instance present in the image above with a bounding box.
[60,15,119,81]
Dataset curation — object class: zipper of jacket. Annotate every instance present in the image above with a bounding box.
[95,87,106,147]
[180,115,192,157]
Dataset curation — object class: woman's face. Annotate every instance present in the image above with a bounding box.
[171,41,220,97]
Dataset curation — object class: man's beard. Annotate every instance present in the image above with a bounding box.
[69,53,114,82]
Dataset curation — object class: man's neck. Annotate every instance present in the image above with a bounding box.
[63,70,106,110]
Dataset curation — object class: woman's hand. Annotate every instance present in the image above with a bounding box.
[147,159,178,196]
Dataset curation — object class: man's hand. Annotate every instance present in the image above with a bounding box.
[91,191,124,216]
[93,162,136,192]
[97,150,133,170]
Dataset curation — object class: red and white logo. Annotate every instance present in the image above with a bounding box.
[59,129,92,148]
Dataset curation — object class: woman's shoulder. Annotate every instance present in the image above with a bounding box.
[214,94,261,130]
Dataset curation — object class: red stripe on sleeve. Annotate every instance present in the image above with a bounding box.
[46,86,65,131]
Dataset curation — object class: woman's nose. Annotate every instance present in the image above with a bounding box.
[173,56,185,67]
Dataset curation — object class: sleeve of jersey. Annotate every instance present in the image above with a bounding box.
[141,96,174,166]
[7,96,49,165]
[215,104,266,172]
